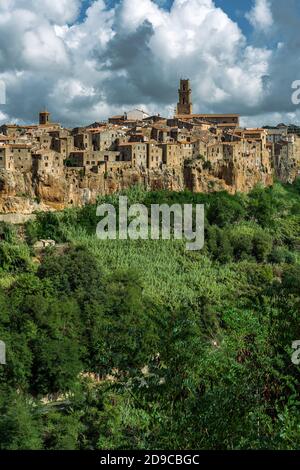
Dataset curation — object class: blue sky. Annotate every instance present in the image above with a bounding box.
[1,0,300,127]
[214,0,253,36]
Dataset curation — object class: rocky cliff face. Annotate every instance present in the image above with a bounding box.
[0,161,273,214]
[185,159,273,194]
[274,157,300,184]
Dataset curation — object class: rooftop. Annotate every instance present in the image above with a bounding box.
[176,113,240,119]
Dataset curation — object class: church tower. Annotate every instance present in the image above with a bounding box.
[177,79,192,115]
[39,109,50,125]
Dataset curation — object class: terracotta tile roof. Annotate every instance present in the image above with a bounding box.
[109,115,124,120]
[176,113,240,118]
[11,144,32,149]
[118,142,146,147]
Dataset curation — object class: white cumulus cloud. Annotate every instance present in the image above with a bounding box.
[246,0,273,32]
[0,0,298,127]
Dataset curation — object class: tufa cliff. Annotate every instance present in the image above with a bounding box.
[0,157,273,215]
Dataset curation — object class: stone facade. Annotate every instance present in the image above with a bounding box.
[273,134,300,182]
[177,79,193,115]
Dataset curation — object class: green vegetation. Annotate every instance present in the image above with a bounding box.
[0,181,300,449]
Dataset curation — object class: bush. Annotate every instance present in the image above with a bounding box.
[230,231,253,261]
[247,186,275,227]
[252,231,273,262]
[269,246,295,264]
[203,160,212,170]
[0,222,17,243]
[207,192,246,227]
[206,225,233,262]
[0,242,32,273]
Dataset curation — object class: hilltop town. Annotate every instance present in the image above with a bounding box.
[0,80,299,213]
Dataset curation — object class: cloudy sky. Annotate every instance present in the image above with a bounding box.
[0,0,299,127]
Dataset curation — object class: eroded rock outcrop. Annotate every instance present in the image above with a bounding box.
[0,161,273,215]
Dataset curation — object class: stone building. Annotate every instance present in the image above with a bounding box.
[11,144,32,171]
[37,134,52,150]
[179,141,194,162]
[67,150,86,168]
[147,142,163,169]
[33,149,64,176]
[151,125,174,142]
[74,132,93,151]
[207,143,224,162]
[192,138,209,160]
[177,79,193,115]
[273,134,300,182]
[51,135,74,159]
[159,142,181,166]
[108,109,149,126]
[90,128,122,151]
[176,113,240,129]
[39,110,50,126]
[266,126,288,144]
[0,124,38,139]
[0,135,10,146]
[119,142,148,168]
[126,109,150,121]
[0,146,14,170]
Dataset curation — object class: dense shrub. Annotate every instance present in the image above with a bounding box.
[0,242,32,273]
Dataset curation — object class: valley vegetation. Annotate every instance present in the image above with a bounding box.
[0,181,300,450]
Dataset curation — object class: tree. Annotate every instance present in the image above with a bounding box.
[207,192,246,227]
[248,186,275,227]
[0,388,42,450]
[252,231,273,262]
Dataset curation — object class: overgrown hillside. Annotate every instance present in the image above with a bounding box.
[0,181,300,450]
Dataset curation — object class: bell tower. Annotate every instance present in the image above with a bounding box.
[39,109,50,125]
[177,79,192,115]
